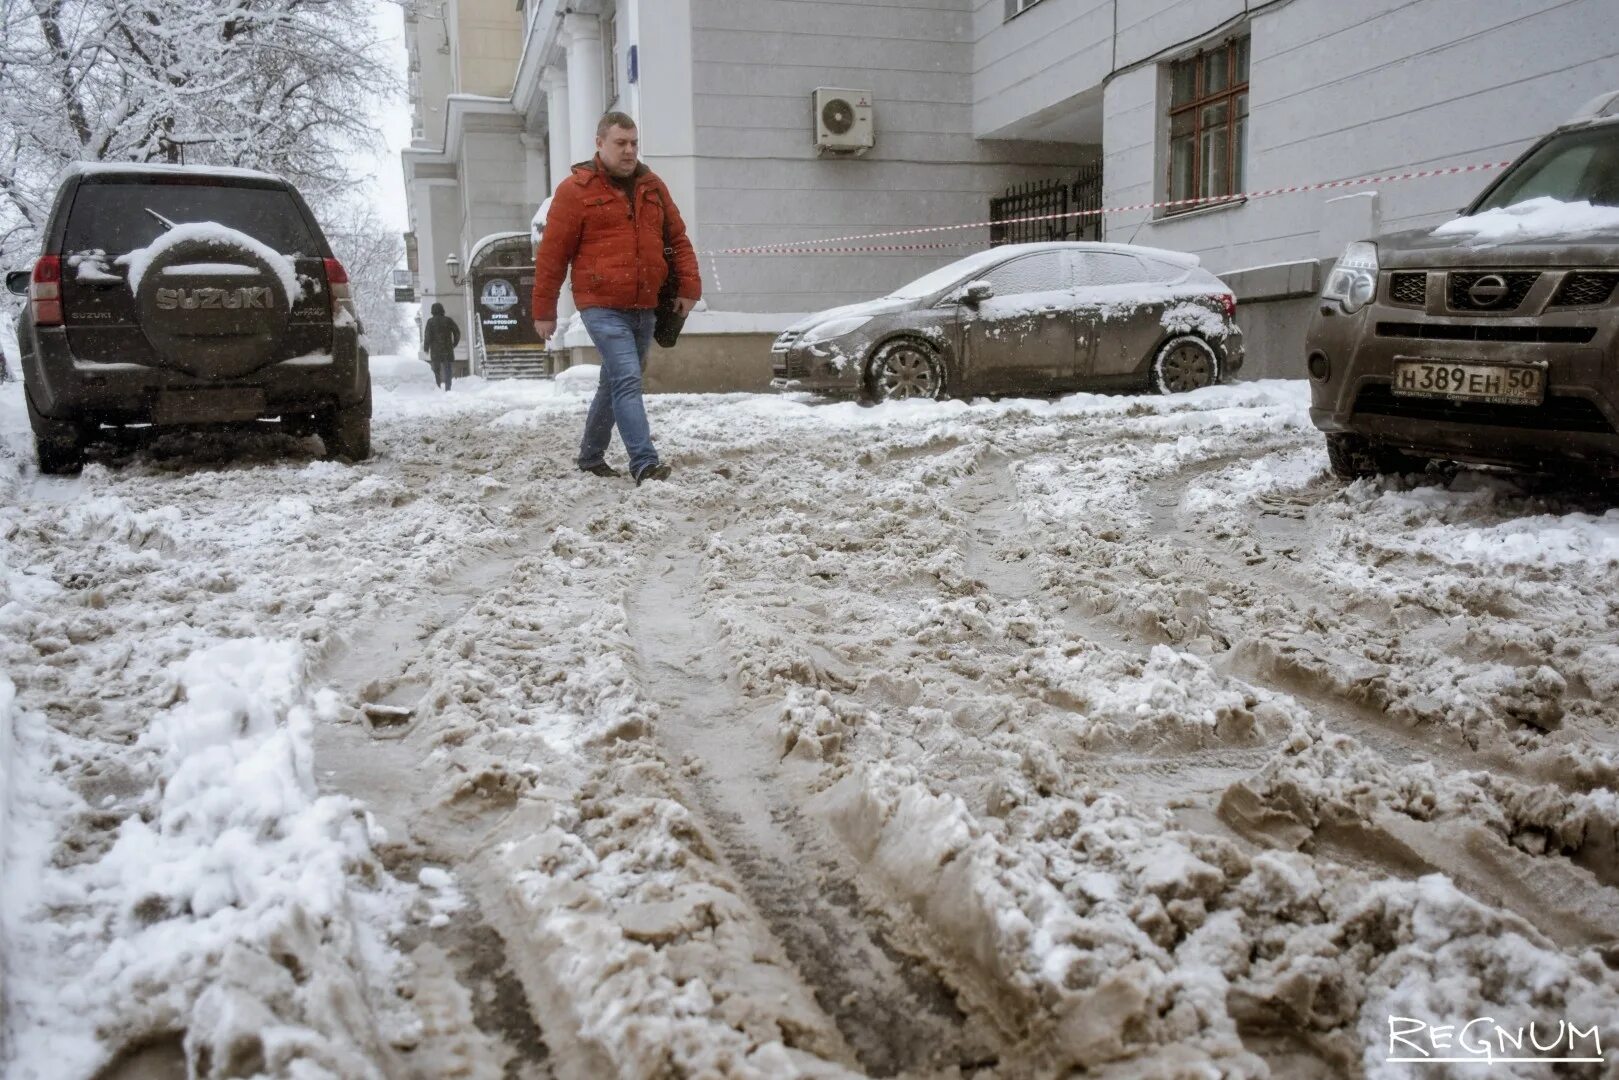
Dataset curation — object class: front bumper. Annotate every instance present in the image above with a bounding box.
[769,341,865,396]
[1306,295,1619,474]
[21,324,369,423]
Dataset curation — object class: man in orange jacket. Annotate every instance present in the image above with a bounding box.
[531,111,701,485]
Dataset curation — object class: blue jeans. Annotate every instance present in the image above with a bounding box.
[577,307,658,476]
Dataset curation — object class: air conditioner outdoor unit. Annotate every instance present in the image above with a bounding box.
[813,88,874,155]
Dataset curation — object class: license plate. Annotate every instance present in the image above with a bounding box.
[153,388,266,425]
[1391,359,1545,405]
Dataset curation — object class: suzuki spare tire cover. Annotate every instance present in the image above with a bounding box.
[134,231,294,378]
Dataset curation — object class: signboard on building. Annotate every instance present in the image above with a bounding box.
[392,268,416,303]
[473,271,540,347]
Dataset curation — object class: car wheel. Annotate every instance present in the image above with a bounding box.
[868,339,945,402]
[25,391,87,475]
[1325,433,1428,480]
[319,386,372,462]
[1151,335,1219,394]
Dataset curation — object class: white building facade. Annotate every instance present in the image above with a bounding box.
[403,0,1619,381]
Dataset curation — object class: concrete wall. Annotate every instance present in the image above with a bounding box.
[1103,0,1619,273]
[689,0,1090,314]
[568,333,778,393]
[450,0,525,99]
[460,123,533,245]
[972,0,1115,139]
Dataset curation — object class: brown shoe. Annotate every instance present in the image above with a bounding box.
[580,462,621,478]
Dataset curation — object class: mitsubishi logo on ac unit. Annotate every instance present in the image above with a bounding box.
[812,88,875,155]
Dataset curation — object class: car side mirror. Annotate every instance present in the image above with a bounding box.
[960,282,994,306]
[5,270,29,296]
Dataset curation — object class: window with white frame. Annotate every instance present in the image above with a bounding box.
[1165,36,1249,212]
[1003,0,1046,20]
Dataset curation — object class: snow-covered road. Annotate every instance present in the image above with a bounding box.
[3,358,1618,1079]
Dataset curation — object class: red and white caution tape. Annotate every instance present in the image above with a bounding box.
[697,159,1514,258]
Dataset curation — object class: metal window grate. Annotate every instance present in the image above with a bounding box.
[1551,272,1618,307]
[1388,272,1427,306]
[990,164,1102,246]
[1447,271,1539,312]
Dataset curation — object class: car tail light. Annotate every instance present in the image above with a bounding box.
[1220,292,1237,320]
[31,255,63,327]
[323,257,354,320]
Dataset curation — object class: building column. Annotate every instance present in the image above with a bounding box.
[562,14,605,167]
[539,65,577,354]
[542,65,572,188]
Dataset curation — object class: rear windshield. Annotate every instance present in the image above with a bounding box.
[63,181,321,256]
[1473,126,1619,212]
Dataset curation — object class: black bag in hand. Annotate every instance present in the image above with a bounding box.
[654,213,687,348]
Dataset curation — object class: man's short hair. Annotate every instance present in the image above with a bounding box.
[597,111,637,139]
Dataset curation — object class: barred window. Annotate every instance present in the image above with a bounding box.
[1167,37,1249,211]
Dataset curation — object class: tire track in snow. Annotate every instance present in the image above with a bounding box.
[626,517,1001,1078]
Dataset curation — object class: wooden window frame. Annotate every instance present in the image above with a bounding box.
[1165,37,1249,214]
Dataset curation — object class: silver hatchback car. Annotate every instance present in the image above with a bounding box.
[770,241,1242,402]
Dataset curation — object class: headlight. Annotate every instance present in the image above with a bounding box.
[799,316,871,345]
[1322,241,1379,313]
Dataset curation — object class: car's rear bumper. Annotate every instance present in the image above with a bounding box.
[21,324,369,423]
[1306,300,1619,474]
[1222,324,1246,375]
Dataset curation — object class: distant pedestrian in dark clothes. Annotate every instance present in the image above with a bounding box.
[422,303,461,391]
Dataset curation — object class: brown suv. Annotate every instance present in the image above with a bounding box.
[6,163,370,473]
[1307,90,1619,481]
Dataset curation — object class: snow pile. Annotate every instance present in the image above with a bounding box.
[1430,196,1619,247]
[1,639,415,1078]
[116,221,300,299]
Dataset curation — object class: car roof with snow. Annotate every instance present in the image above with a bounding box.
[968,240,1203,268]
[1557,88,1619,131]
[63,162,291,186]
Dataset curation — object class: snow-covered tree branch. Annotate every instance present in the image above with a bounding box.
[0,0,399,268]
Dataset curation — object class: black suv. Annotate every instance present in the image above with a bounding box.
[6,164,370,473]
[1307,91,1619,483]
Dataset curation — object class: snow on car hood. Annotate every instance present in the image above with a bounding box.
[784,297,914,334]
[1430,197,1619,248]
[115,221,301,300]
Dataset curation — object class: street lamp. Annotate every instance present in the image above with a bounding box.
[445,252,464,286]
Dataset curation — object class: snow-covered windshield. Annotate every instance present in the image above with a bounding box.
[64,181,320,257]
[1473,126,1619,212]
[884,249,1013,300]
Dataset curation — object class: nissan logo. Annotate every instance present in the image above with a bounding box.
[1468,274,1510,307]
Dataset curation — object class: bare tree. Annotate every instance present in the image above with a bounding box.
[318,196,411,355]
[0,0,399,267]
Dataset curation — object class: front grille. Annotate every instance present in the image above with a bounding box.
[1376,322,1596,345]
[1448,271,1540,312]
[1353,383,1615,435]
[1388,272,1427,306]
[774,354,809,378]
[1551,272,1619,308]
[771,329,803,354]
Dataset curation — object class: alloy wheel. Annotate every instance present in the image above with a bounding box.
[1155,338,1217,393]
[874,345,941,401]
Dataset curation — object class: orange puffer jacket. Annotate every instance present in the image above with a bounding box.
[530,157,702,321]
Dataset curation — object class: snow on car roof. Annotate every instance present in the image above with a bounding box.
[64,161,290,184]
[961,241,1202,268]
